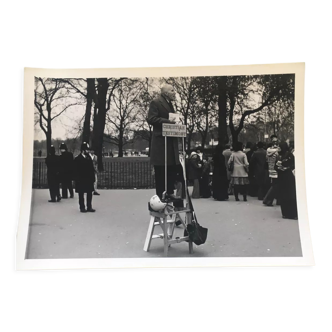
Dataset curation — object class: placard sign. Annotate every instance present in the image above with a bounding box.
[162,124,187,137]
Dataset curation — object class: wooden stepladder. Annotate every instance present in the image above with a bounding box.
[143,204,194,256]
[143,124,194,256]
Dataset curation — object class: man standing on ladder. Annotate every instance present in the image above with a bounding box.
[147,84,182,201]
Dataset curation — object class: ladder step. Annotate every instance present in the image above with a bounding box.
[152,234,172,240]
[168,236,190,244]
[154,220,179,226]
[149,208,192,217]
[165,209,191,216]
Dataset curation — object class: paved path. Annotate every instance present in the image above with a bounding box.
[26,189,302,258]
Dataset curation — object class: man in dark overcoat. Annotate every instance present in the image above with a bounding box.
[59,142,74,199]
[45,145,61,202]
[73,142,96,213]
[147,84,181,200]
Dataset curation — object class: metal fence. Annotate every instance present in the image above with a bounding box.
[33,158,155,189]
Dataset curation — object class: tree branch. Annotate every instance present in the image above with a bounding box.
[58,79,87,98]
[51,103,80,121]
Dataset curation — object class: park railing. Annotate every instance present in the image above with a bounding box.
[32,157,155,189]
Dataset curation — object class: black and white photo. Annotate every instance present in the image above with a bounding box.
[17,64,313,269]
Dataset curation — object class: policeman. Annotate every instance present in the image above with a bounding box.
[59,142,74,199]
[73,142,96,213]
[45,145,61,202]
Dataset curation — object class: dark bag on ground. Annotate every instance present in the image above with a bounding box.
[184,221,208,245]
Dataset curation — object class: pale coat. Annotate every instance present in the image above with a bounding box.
[228,151,249,178]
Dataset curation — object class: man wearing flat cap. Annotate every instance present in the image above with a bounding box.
[73,142,96,213]
[147,84,182,201]
[59,142,74,199]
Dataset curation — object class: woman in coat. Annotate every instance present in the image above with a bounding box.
[275,142,298,220]
[212,144,229,201]
[228,142,249,201]
[188,151,202,198]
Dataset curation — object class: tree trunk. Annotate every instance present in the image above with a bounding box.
[187,131,193,150]
[118,131,124,157]
[148,127,152,157]
[46,121,52,154]
[217,76,228,145]
[95,78,109,171]
[82,78,95,144]
[201,108,209,147]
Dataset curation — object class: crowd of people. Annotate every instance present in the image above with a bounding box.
[184,135,297,220]
[145,84,297,221]
[45,142,100,213]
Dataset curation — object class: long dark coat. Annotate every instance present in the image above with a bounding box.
[147,95,180,166]
[45,154,60,185]
[73,154,95,193]
[59,151,74,182]
[187,154,202,180]
[276,151,297,218]
[250,148,268,185]
[212,152,229,201]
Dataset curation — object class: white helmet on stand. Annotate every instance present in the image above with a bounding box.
[149,195,167,212]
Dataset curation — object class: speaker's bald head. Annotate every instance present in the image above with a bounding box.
[161,84,176,101]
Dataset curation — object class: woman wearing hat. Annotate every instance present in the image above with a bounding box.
[45,145,61,202]
[188,151,202,199]
[73,142,96,212]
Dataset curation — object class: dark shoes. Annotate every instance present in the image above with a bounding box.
[48,200,56,203]
[93,192,100,196]
[80,208,96,213]
[57,196,61,202]
[243,196,247,202]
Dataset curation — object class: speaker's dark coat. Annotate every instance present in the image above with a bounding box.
[147,95,180,166]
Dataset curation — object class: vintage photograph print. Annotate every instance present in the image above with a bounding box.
[17,64,314,269]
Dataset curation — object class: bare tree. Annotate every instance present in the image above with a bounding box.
[134,78,159,155]
[105,79,144,157]
[214,74,295,144]
[195,76,218,147]
[58,78,95,144]
[34,78,80,153]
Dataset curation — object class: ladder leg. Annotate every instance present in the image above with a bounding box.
[168,214,176,238]
[167,215,176,248]
[143,216,156,252]
[162,217,169,256]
